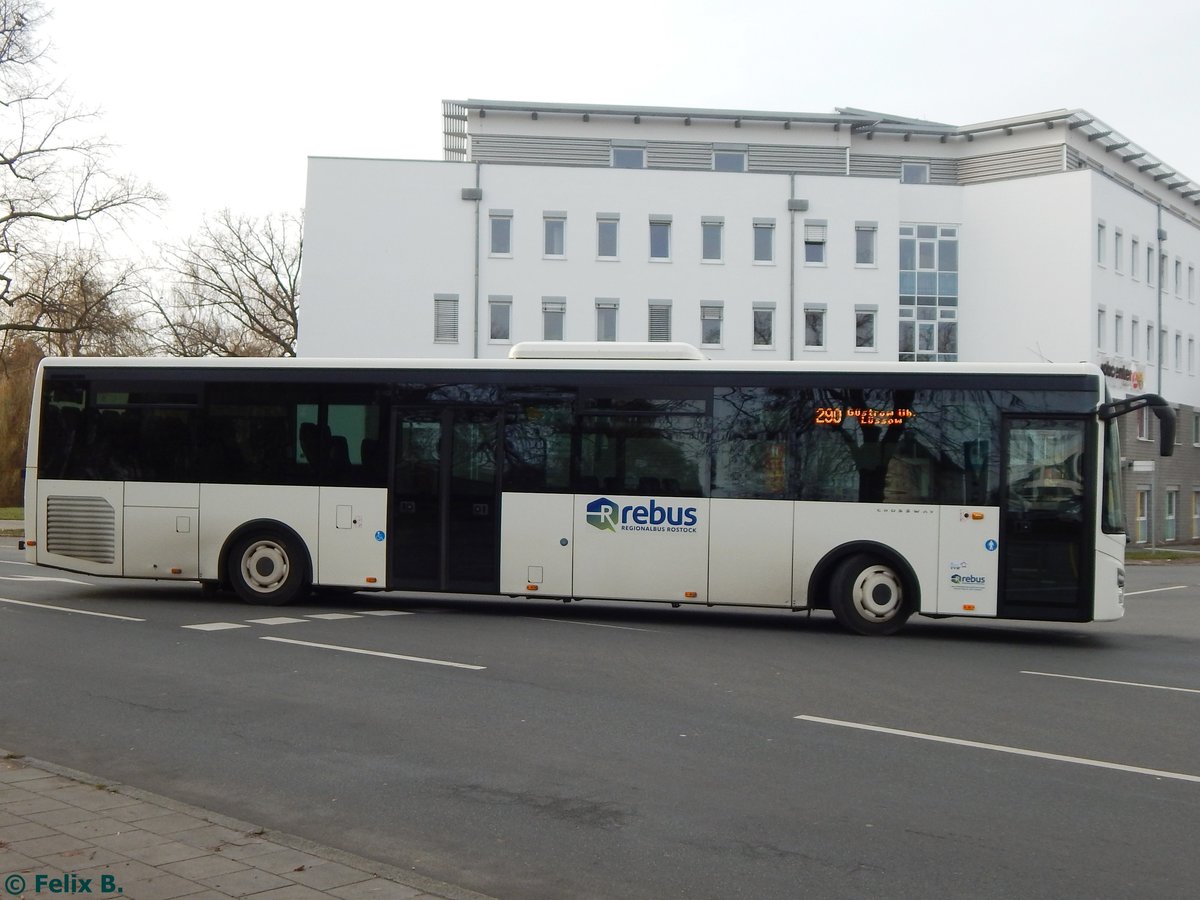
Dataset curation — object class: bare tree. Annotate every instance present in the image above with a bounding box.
[152,209,301,357]
[0,0,162,312]
[6,246,150,356]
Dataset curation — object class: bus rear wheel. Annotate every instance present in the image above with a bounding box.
[830,553,912,636]
[228,531,307,606]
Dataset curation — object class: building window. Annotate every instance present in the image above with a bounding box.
[1193,413,1200,446]
[1114,230,1123,272]
[804,221,827,265]
[612,144,645,169]
[1147,322,1155,363]
[855,305,877,351]
[1114,313,1123,354]
[1176,259,1183,296]
[701,218,724,262]
[1193,490,1200,539]
[544,213,566,258]
[1135,489,1149,543]
[434,294,459,343]
[713,149,746,172]
[596,299,618,342]
[1190,266,1196,301]
[899,224,958,362]
[803,305,826,350]
[700,304,723,346]
[1131,317,1140,360]
[901,162,929,184]
[752,303,775,349]
[1165,489,1178,541]
[1131,238,1140,279]
[597,214,619,259]
[542,298,566,341]
[1096,221,1106,265]
[1096,308,1105,350]
[649,216,671,261]
[648,301,672,342]
[753,220,775,263]
[1176,333,1184,372]
[1189,337,1195,375]
[1147,246,1155,286]
[1161,328,1168,365]
[489,212,512,256]
[1136,406,1150,441]
[855,223,877,265]
[488,296,512,343]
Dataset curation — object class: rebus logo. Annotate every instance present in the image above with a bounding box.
[586,497,619,532]
[585,497,700,534]
[950,574,987,585]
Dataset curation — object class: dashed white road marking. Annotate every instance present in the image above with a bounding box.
[305,613,362,620]
[356,610,414,616]
[1124,585,1187,596]
[796,715,1200,784]
[1022,670,1200,695]
[245,617,309,625]
[259,636,485,670]
[182,622,250,632]
[0,597,145,622]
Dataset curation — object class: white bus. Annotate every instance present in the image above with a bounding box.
[23,344,1174,635]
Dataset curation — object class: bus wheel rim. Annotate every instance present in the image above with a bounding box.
[852,565,902,621]
[241,541,289,594]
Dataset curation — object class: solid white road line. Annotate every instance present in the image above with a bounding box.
[0,597,145,622]
[1021,670,1200,695]
[795,715,1200,784]
[1124,585,1187,596]
[259,636,486,670]
[0,574,92,585]
[525,616,658,633]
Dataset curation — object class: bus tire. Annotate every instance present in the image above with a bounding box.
[228,530,307,606]
[829,553,912,636]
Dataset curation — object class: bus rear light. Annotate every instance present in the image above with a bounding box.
[971,512,984,520]
[527,584,539,591]
[170,567,182,575]
[684,591,697,598]
[963,604,976,611]
[365,577,377,584]
[25,539,36,547]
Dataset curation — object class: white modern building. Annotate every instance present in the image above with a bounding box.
[300,98,1200,543]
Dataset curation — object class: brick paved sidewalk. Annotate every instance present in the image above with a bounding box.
[0,754,494,900]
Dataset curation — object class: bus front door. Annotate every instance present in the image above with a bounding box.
[390,407,501,593]
[998,417,1090,621]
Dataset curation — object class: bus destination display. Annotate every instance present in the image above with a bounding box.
[813,407,916,427]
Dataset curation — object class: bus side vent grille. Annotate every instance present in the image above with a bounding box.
[46,496,116,564]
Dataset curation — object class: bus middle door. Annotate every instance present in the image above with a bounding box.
[390,407,501,593]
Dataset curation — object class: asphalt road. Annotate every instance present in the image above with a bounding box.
[2,545,1199,899]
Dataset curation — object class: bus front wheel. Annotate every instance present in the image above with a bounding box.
[830,553,912,636]
[228,531,307,606]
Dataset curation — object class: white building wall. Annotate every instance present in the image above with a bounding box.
[959,171,1094,368]
[1090,171,1200,408]
[301,157,478,358]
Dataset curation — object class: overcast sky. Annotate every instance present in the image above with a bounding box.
[42,0,1200,251]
